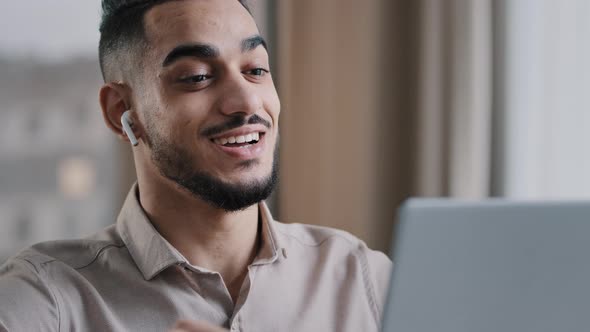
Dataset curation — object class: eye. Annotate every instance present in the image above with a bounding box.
[179,74,212,84]
[245,68,269,77]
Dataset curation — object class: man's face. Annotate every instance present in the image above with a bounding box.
[136,0,280,210]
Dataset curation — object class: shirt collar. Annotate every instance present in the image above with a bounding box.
[252,201,282,266]
[116,183,283,280]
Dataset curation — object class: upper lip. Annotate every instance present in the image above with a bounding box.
[208,125,268,140]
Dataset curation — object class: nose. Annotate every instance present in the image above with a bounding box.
[217,74,263,117]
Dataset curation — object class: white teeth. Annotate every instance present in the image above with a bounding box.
[213,132,262,146]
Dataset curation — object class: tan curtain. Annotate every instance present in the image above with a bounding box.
[414,0,494,197]
[276,0,495,253]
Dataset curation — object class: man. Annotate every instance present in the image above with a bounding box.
[0,0,391,331]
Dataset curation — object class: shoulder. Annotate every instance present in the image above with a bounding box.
[0,225,124,331]
[273,220,363,248]
[0,254,59,331]
[273,221,392,319]
[273,220,390,263]
[273,220,392,288]
[17,224,124,270]
[1,224,123,274]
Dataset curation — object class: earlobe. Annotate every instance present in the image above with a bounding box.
[99,83,142,146]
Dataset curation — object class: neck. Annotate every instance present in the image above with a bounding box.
[137,174,260,289]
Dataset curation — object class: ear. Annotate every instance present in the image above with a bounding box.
[99,83,143,145]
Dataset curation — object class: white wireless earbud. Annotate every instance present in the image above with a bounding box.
[121,110,139,146]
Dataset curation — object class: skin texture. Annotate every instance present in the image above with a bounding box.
[98,1,280,330]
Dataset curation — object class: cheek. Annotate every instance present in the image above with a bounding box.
[262,88,281,121]
[163,100,212,138]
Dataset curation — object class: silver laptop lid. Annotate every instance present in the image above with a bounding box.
[382,199,590,332]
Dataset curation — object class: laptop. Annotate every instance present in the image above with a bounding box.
[381,199,590,332]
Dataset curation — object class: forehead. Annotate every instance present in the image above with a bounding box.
[144,0,259,56]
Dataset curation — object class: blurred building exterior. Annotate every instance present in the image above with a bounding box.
[0,58,118,262]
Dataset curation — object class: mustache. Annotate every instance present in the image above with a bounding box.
[201,115,272,138]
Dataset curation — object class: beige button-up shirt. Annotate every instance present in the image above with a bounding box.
[0,185,392,331]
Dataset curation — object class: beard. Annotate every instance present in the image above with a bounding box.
[144,119,278,212]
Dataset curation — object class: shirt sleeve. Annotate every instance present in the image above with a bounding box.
[364,248,393,317]
[0,257,59,332]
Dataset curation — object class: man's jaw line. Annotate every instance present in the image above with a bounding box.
[170,166,277,213]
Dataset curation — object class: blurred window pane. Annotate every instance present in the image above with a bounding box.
[0,3,119,263]
[499,0,590,199]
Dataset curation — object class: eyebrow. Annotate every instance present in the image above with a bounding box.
[162,35,268,67]
[241,35,267,53]
[162,44,219,67]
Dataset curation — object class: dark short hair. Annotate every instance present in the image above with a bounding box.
[98,0,250,82]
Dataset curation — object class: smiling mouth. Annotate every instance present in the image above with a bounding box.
[211,132,265,148]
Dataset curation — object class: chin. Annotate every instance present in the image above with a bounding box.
[175,162,278,212]
[224,169,272,187]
